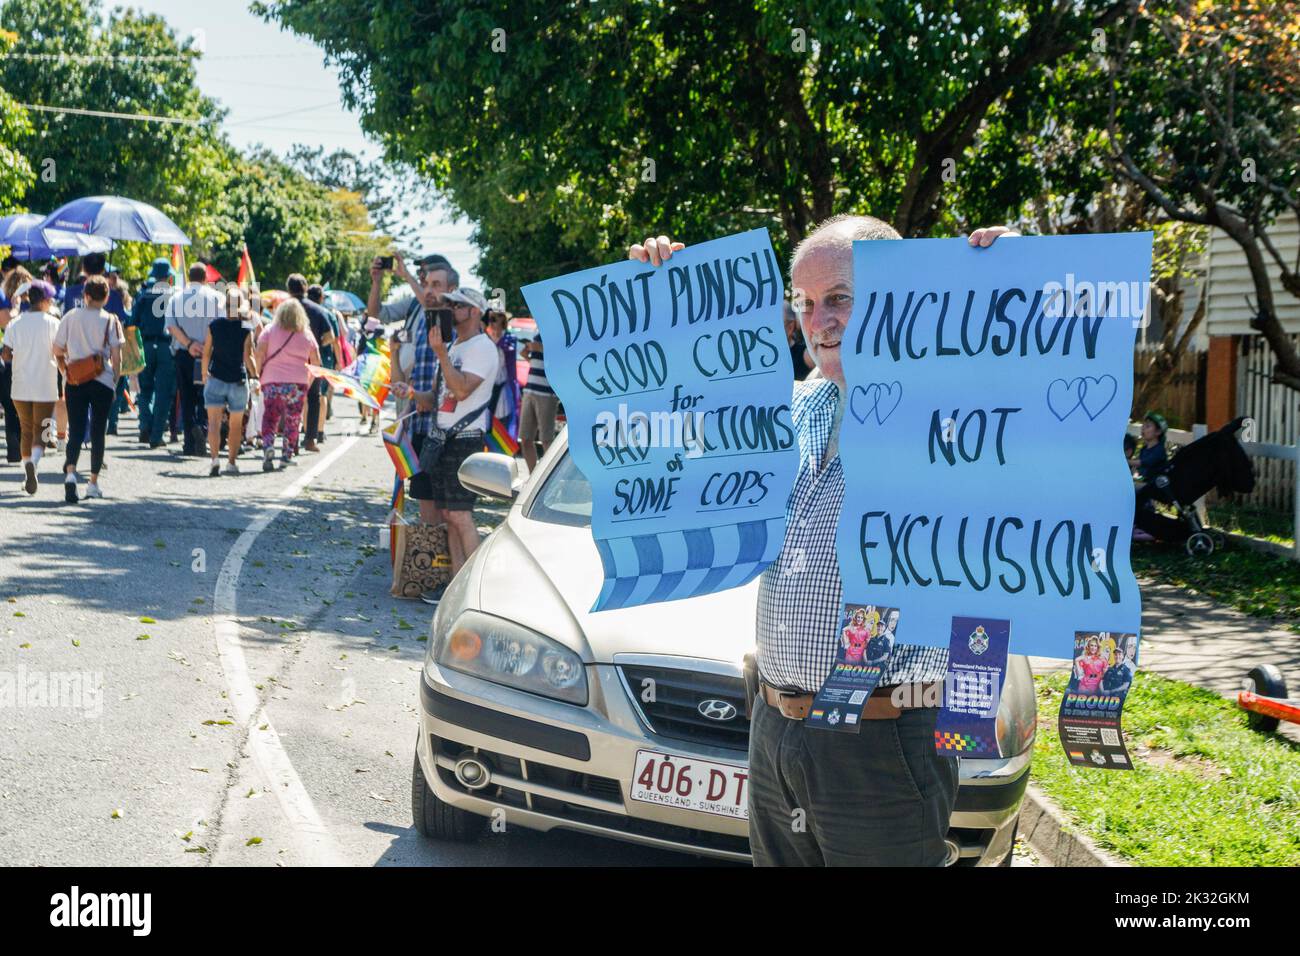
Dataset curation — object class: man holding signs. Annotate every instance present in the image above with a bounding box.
[628,220,1016,866]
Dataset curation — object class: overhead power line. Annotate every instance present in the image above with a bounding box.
[0,51,319,63]
[17,102,208,126]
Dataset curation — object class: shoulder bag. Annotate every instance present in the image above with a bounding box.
[65,316,111,386]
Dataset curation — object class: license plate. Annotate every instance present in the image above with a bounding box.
[629,749,749,820]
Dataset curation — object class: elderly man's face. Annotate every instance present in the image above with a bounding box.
[791,244,853,387]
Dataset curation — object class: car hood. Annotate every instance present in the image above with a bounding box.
[472,511,758,667]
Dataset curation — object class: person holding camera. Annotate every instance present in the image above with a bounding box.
[391,288,497,606]
[369,251,460,531]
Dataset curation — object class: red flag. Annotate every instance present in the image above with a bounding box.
[170,244,186,276]
[236,245,256,288]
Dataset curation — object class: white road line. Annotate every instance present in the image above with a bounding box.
[213,437,360,865]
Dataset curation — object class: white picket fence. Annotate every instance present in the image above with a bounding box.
[1130,420,1300,557]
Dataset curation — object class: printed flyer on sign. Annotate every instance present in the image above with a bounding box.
[835,234,1150,659]
[806,604,898,733]
[1059,630,1139,770]
[935,616,1010,757]
[521,229,799,611]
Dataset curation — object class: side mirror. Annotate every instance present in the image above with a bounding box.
[458,452,520,501]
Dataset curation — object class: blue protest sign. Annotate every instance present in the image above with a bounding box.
[836,234,1151,657]
[521,229,799,611]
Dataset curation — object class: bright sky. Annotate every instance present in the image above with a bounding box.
[126,0,482,283]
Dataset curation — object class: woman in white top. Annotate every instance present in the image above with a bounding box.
[52,275,123,503]
[3,280,61,494]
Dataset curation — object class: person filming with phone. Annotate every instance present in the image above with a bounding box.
[390,288,496,607]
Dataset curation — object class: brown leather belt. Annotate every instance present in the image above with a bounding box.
[760,681,940,721]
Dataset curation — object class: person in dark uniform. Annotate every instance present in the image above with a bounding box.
[132,259,177,448]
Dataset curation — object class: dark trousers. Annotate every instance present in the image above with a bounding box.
[173,351,206,451]
[747,695,959,866]
[106,374,130,431]
[136,339,176,444]
[0,362,20,462]
[304,378,326,442]
[64,380,114,475]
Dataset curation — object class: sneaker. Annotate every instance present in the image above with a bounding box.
[84,482,103,500]
[262,456,275,473]
[225,459,241,475]
[56,438,66,453]
[23,461,37,495]
[64,474,78,504]
[209,461,221,477]
[419,585,447,606]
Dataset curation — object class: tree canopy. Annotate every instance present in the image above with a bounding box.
[257,0,1127,299]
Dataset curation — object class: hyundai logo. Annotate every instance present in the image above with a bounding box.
[697,699,738,722]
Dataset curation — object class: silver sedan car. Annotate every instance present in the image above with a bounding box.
[413,429,1036,865]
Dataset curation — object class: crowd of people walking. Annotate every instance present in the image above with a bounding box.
[0,250,543,515]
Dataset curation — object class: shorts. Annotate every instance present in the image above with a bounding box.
[519,391,559,444]
[204,377,249,413]
[409,430,482,510]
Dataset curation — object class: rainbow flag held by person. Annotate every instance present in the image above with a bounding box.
[170,243,186,277]
[382,419,420,479]
[486,415,520,456]
[347,337,391,409]
[306,364,382,410]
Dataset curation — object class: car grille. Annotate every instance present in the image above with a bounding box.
[432,735,750,860]
[619,665,750,752]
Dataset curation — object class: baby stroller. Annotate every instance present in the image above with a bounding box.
[1134,417,1256,556]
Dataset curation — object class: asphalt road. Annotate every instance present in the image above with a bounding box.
[0,400,722,867]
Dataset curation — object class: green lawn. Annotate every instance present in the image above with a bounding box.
[1031,672,1300,866]
[1132,541,1300,631]
[1207,501,1294,547]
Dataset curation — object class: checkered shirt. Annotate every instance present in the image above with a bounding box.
[756,378,949,693]
[407,310,440,436]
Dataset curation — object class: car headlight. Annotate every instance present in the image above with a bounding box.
[432,609,587,706]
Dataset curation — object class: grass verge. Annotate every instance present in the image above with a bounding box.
[1031,671,1300,866]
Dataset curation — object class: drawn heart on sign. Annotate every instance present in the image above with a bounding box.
[1046,375,1118,421]
[1046,378,1083,421]
[1078,375,1118,420]
[848,381,903,426]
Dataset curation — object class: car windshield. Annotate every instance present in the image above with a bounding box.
[527,452,593,528]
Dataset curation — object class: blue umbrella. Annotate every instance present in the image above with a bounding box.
[0,213,113,259]
[325,288,365,313]
[39,195,189,246]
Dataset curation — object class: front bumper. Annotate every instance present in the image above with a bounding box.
[416,662,1029,865]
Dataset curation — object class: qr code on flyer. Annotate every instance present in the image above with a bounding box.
[1100,728,1121,746]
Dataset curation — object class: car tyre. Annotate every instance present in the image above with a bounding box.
[412,750,486,842]
[1243,664,1288,734]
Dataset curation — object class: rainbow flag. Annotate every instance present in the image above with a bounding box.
[486,415,520,456]
[306,365,382,411]
[382,420,420,479]
[347,337,391,408]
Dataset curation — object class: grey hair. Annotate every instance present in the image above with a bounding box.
[790,214,901,275]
